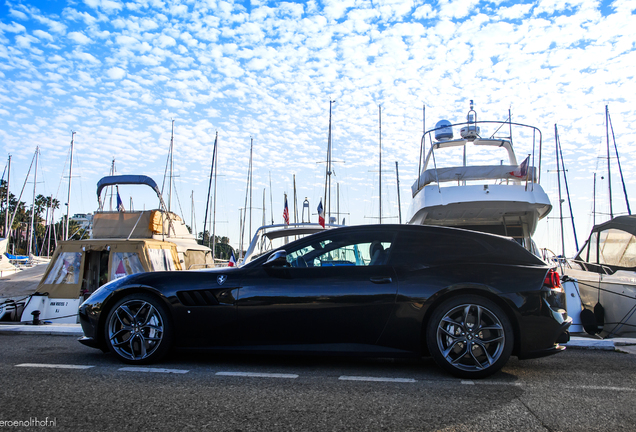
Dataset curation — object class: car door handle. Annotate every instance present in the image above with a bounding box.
[370,277,392,284]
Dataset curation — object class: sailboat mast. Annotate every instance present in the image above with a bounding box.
[28,147,39,254]
[262,188,266,226]
[249,138,253,242]
[396,161,402,224]
[168,120,175,213]
[606,105,613,219]
[378,105,382,224]
[555,125,565,257]
[203,132,217,248]
[4,155,10,237]
[324,100,334,224]
[269,172,274,225]
[293,174,298,224]
[65,132,75,240]
[212,138,218,261]
[593,172,597,226]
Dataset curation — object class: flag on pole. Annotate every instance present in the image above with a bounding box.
[116,186,125,212]
[510,155,530,179]
[283,195,290,225]
[228,251,236,267]
[317,199,325,228]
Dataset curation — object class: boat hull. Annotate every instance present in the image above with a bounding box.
[407,183,552,236]
[564,267,636,338]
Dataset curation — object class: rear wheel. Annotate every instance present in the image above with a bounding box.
[105,293,172,364]
[426,295,513,379]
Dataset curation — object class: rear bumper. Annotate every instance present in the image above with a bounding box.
[517,317,572,360]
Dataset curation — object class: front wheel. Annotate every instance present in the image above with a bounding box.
[426,295,513,379]
[104,293,172,364]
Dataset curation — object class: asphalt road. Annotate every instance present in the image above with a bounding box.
[0,334,635,431]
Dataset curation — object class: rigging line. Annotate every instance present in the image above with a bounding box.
[8,149,37,236]
[608,109,631,215]
[557,129,579,251]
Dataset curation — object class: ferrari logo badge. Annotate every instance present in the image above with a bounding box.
[217,275,227,285]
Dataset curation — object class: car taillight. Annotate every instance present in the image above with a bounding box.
[544,269,562,289]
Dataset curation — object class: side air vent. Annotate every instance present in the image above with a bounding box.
[177,290,219,306]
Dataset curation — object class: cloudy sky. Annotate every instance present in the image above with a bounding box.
[1,0,635,255]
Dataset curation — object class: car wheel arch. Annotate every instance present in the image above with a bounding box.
[96,286,174,349]
[420,286,521,358]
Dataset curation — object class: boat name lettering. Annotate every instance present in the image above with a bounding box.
[50,302,68,307]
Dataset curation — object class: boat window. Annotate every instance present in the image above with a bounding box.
[148,248,177,271]
[598,229,636,268]
[588,232,598,264]
[110,252,145,280]
[43,252,82,285]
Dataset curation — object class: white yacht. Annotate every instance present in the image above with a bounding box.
[406,102,552,253]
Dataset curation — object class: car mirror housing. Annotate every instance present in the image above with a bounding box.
[263,250,290,268]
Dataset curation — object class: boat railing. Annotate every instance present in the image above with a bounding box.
[411,165,538,197]
[416,119,542,194]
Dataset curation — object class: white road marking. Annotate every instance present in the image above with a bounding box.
[119,367,189,374]
[461,380,475,385]
[571,385,636,392]
[339,376,416,383]
[16,363,94,370]
[216,372,299,379]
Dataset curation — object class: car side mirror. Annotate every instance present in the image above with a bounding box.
[263,250,290,268]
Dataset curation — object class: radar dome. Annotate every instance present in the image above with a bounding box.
[435,120,453,141]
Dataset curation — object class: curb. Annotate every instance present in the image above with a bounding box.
[564,336,636,351]
[0,324,83,337]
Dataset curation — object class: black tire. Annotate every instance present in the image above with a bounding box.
[426,295,513,379]
[104,293,173,364]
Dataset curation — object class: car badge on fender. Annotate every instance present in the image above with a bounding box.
[217,275,227,285]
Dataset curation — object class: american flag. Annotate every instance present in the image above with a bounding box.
[283,195,290,225]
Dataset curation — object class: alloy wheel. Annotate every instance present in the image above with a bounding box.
[436,303,505,372]
[107,299,165,361]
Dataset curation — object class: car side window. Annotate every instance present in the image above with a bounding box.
[286,235,393,267]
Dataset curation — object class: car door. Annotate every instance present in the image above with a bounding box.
[237,229,398,348]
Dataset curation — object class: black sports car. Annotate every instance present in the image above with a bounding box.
[78,224,571,378]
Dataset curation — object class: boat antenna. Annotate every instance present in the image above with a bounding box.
[203,131,218,248]
[395,161,402,224]
[607,105,631,215]
[65,131,75,240]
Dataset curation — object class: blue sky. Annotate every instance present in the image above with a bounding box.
[1,0,635,255]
